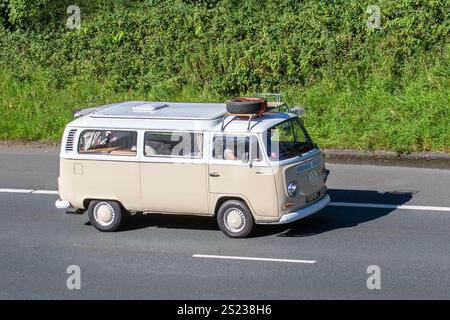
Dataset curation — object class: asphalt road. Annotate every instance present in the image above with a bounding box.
[0,148,449,299]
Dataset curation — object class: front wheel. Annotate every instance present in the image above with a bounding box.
[217,200,254,238]
[88,200,124,232]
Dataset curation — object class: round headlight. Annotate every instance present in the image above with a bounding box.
[287,181,298,197]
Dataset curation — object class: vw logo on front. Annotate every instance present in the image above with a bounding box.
[309,170,318,186]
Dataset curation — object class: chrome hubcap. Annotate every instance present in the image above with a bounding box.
[224,208,245,233]
[94,202,115,227]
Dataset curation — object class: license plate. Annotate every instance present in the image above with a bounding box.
[305,191,321,204]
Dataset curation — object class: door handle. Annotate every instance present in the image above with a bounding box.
[209,172,220,177]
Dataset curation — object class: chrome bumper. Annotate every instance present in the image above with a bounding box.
[256,194,330,225]
[55,199,71,209]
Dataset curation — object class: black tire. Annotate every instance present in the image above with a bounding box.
[217,200,254,238]
[225,98,265,114]
[88,200,124,232]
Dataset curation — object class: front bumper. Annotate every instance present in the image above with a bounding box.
[256,194,330,225]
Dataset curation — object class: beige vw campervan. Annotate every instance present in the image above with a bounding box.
[56,99,330,237]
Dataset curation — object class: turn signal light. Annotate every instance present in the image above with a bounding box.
[282,202,295,210]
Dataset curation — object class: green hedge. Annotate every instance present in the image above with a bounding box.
[0,0,449,152]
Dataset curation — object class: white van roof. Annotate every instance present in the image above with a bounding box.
[90,101,226,120]
[67,101,296,133]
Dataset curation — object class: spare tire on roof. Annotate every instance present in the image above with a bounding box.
[225,97,267,114]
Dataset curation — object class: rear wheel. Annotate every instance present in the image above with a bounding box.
[217,200,254,238]
[88,200,124,232]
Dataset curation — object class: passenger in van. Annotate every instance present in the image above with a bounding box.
[224,148,238,160]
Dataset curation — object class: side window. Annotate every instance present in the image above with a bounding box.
[212,135,262,162]
[78,130,137,156]
[144,131,203,158]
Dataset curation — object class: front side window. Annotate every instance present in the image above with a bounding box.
[144,131,203,158]
[267,118,316,160]
[78,130,137,156]
[212,135,262,162]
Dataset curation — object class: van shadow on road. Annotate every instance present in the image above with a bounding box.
[110,189,414,238]
[268,189,415,238]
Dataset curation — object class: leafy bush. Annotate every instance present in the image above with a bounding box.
[0,0,448,152]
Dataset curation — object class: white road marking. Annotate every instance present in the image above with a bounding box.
[32,190,59,195]
[0,188,450,212]
[193,254,316,264]
[0,188,33,193]
[328,201,450,212]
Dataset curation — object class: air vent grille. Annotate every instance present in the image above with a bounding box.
[65,129,77,151]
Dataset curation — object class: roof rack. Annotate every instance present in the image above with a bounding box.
[220,93,293,132]
[221,112,262,132]
[255,92,285,111]
[256,92,305,115]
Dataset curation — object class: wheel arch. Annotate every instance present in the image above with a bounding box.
[83,198,126,211]
[213,195,255,217]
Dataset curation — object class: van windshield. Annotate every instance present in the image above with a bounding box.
[266,118,316,160]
